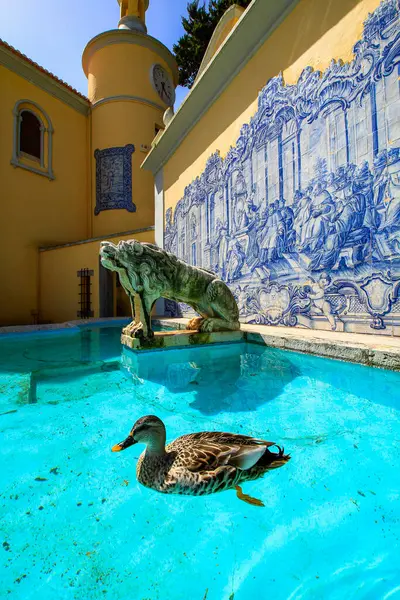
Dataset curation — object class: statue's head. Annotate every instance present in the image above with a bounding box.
[100,239,144,272]
[100,241,118,271]
[100,239,167,296]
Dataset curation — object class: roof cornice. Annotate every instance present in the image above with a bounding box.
[82,29,179,86]
[195,4,245,83]
[0,40,90,116]
[141,0,300,174]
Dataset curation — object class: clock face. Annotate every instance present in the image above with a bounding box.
[151,64,175,107]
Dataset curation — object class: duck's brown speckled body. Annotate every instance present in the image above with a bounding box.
[112,416,290,502]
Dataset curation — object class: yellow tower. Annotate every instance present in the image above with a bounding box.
[82,0,178,238]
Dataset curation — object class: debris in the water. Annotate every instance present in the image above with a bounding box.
[357,490,366,497]
[49,467,59,475]
[369,490,376,496]
[235,485,265,507]
[122,480,129,486]
[3,541,10,552]
[202,589,208,600]
[0,409,17,416]
[34,477,48,482]
[350,498,360,511]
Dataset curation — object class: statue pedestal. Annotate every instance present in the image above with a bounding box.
[121,329,244,351]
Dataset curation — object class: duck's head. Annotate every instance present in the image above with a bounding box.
[112,415,166,452]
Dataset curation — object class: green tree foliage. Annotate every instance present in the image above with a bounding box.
[173,0,252,88]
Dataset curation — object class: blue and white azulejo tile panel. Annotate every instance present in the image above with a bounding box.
[164,0,400,334]
[94,144,136,215]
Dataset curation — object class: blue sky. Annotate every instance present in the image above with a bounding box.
[0,0,190,108]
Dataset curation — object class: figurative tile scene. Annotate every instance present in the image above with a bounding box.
[94,144,136,215]
[164,0,400,334]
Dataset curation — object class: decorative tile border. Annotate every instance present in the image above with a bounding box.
[94,144,136,215]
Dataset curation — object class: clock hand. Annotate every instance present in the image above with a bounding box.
[161,81,171,100]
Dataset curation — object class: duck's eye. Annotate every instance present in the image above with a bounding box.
[135,424,150,434]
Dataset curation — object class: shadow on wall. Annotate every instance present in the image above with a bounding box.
[165,0,363,190]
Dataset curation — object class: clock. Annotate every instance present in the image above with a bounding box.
[151,64,175,107]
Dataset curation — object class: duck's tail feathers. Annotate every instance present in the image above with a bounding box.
[259,444,290,470]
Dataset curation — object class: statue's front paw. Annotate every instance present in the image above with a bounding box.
[123,321,144,339]
[200,318,215,333]
[187,317,204,331]
[133,324,145,339]
[123,321,136,335]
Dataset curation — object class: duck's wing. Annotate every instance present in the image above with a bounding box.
[168,432,277,473]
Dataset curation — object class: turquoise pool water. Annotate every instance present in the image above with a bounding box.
[1,327,399,599]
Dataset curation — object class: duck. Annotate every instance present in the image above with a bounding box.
[112,415,290,506]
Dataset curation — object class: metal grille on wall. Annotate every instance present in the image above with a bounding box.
[77,268,94,318]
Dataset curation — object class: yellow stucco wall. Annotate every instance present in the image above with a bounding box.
[90,101,162,237]
[85,41,173,238]
[163,0,382,215]
[85,42,173,107]
[39,229,155,324]
[0,30,175,326]
[0,66,89,326]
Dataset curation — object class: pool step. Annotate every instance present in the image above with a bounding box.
[21,360,121,404]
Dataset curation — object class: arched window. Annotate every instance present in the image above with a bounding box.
[11,100,54,179]
[19,110,42,160]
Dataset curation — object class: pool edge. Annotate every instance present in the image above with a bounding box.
[0,317,399,371]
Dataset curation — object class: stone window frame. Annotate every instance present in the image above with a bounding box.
[11,99,54,180]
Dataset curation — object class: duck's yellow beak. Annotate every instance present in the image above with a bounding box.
[112,435,136,452]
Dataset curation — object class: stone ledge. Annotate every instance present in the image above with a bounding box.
[0,317,130,336]
[121,329,244,351]
[156,318,400,371]
[2,316,398,371]
[245,332,400,371]
[0,322,80,335]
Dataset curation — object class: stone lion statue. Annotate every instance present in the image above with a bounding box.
[100,239,240,340]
